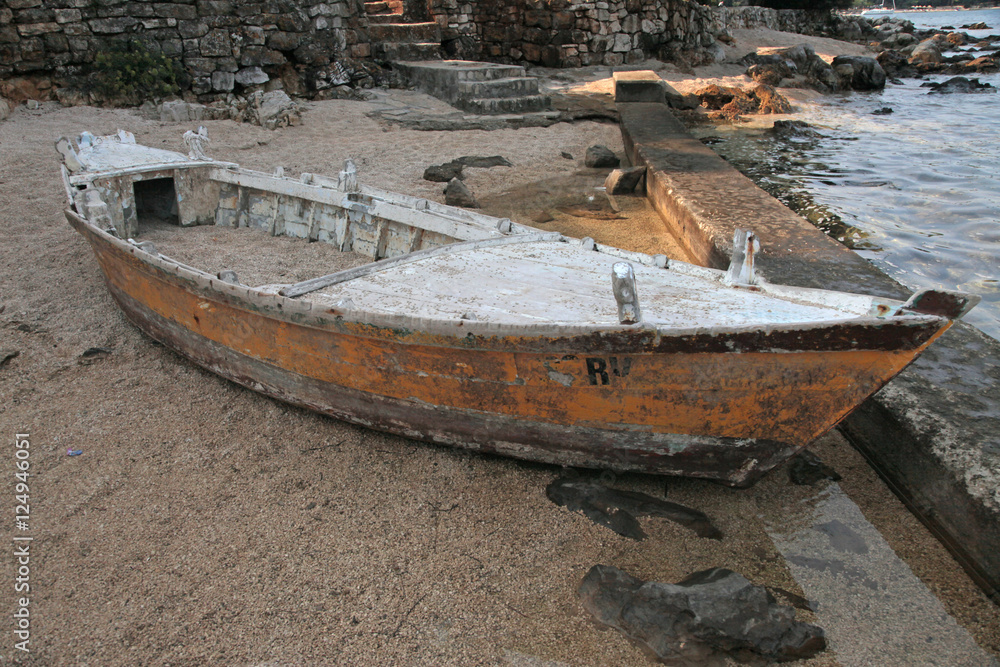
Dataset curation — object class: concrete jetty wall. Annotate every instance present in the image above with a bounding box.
[618,100,1000,604]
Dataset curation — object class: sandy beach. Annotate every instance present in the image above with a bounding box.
[2,27,999,666]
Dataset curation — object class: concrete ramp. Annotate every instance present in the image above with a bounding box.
[617,97,1000,605]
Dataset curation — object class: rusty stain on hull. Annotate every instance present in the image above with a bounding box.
[68,211,951,486]
[58,133,971,485]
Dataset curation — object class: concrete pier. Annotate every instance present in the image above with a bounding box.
[617,100,1000,604]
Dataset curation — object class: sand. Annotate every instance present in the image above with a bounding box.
[2,29,999,666]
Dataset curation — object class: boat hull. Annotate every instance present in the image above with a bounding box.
[71,212,949,486]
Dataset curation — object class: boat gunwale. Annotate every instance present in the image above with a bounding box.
[66,208,951,353]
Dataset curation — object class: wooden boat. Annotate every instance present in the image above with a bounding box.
[59,130,978,486]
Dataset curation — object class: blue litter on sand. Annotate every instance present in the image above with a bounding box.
[67,449,83,456]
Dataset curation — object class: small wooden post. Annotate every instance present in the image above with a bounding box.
[612,262,641,324]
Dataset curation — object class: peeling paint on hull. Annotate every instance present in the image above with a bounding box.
[68,212,952,486]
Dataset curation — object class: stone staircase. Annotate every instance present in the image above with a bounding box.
[394,60,551,115]
[365,2,441,61]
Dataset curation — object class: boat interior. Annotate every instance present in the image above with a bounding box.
[67,152,936,330]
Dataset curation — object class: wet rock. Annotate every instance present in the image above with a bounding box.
[444,177,478,208]
[954,56,999,74]
[0,349,19,368]
[962,22,990,31]
[771,120,820,139]
[788,450,842,485]
[546,477,721,540]
[831,55,887,91]
[876,49,914,78]
[604,166,645,195]
[922,76,996,94]
[872,107,893,115]
[455,155,512,168]
[584,145,619,168]
[423,161,464,182]
[580,565,827,664]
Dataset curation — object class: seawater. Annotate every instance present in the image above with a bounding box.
[706,9,1000,340]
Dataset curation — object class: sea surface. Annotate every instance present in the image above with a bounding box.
[706,8,1000,339]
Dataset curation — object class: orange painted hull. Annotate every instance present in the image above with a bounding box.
[70,213,950,485]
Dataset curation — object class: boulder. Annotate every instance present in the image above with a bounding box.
[604,166,646,195]
[585,145,619,168]
[249,90,300,129]
[579,565,827,664]
[909,37,944,65]
[771,119,820,139]
[444,177,478,208]
[876,49,913,78]
[747,61,792,87]
[831,55,887,91]
[55,87,89,107]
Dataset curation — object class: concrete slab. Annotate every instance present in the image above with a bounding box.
[617,101,1000,604]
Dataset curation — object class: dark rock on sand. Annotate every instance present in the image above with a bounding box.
[579,565,827,664]
[788,450,842,485]
[922,76,997,94]
[545,477,721,540]
[444,177,478,208]
[604,166,646,195]
[584,145,619,168]
[455,155,513,168]
[423,161,463,182]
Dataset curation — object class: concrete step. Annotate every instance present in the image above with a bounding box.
[374,42,441,61]
[456,76,540,100]
[367,21,440,44]
[394,60,549,115]
[457,95,551,115]
[364,0,402,12]
[367,13,404,23]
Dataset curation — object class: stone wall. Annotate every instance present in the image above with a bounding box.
[429,0,722,68]
[713,6,868,43]
[0,0,373,101]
